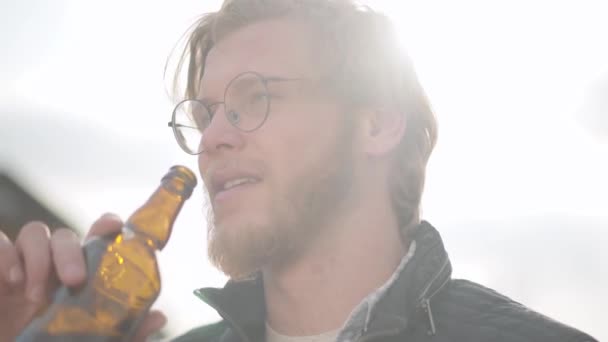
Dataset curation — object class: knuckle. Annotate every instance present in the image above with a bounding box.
[100,212,122,221]
[18,221,51,241]
[0,240,16,257]
[51,233,83,268]
[51,228,80,243]
[16,223,51,271]
[0,240,19,271]
[0,230,11,245]
[88,213,124,239]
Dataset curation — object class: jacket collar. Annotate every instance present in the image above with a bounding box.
[195,221,452,342]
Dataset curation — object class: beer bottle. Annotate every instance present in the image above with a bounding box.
[17,165,197,342]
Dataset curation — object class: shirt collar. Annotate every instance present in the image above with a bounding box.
[195,221,452,342]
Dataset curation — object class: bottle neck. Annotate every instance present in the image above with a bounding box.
[125,185,185,250]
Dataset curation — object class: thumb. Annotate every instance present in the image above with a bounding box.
[133,310,167,342]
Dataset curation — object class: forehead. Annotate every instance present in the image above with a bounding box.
[201,18,320,94]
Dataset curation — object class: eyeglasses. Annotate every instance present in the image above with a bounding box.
[168,71,301,155]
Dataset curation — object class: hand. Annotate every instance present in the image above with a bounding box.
[0,213,167,341]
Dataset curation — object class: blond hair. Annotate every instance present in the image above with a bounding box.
[170,0,437,236]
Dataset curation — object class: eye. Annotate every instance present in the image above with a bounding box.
[242,92,268,107]
[252,93,269,102]
[227,110,241,124]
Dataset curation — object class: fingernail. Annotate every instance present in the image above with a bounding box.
[28,285,44,302]
[9,265,23,284]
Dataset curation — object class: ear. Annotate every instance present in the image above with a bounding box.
[359,107,406,157]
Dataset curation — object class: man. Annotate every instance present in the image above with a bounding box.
[0,0,597,341]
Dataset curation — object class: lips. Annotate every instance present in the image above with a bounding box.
[222,177,259,190]
[207,167,262,200]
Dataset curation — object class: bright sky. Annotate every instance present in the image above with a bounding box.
[2,0,607,340]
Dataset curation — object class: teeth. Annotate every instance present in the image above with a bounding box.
[223,178,256,190]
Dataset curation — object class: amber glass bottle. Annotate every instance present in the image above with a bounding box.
[17,165,197,342]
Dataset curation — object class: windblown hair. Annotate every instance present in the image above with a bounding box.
[169,0,438,236]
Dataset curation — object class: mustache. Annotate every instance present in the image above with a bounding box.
[201,158,267,199]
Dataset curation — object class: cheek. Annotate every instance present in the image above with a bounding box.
[268,127,320,182]
[253,101,344,185]
[275,106,338,154]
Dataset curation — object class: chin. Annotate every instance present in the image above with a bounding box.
[214,210,268,233]
[207,211,280,279]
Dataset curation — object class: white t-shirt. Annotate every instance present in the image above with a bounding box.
[265,241,417,342]
[266,322,340,342]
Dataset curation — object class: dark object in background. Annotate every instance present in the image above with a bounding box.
[0,171,75,240]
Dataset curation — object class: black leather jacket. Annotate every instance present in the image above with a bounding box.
[174,221,597,342]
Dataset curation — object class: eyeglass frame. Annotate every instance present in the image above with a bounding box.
[168,71,304,155]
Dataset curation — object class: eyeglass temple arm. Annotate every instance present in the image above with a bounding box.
[168,122,198,129]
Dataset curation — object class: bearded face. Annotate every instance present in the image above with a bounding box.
[196,18,361,280]
[205,116,355,279]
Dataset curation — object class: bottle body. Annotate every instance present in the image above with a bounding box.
[18,230,160,341]
[16,165,197,341]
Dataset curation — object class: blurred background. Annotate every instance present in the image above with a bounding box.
[1,0,606,340]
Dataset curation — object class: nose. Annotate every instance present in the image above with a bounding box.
[200,104,245,154]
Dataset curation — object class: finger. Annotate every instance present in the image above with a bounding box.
[0,231,24,293]
[15,222,52,303]
[50,228,86,287]
[85,213,124,241]
[133,310,167,342]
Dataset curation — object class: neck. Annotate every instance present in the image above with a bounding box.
[262,186,407,336]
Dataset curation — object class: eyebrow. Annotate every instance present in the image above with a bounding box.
[229,76,264,93]
[197,78,261,104]
[265,76,303,83]
[197,75,304,102]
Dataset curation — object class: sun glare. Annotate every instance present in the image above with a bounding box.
[377,0,608,221]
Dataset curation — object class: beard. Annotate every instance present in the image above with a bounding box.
[206,119,356,280]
